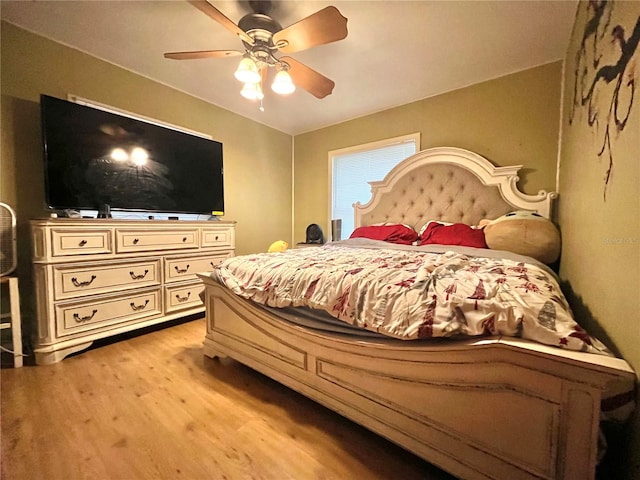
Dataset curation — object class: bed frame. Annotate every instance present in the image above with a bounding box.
[199,147,635,480]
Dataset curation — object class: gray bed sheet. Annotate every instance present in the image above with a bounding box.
[260,304,388,339]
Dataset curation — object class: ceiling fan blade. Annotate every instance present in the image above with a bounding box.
[273,6,348,54]
[188,0,254,45]
[164,50,242,60]
[281,56,335,99]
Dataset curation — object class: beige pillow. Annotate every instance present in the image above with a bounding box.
[480,211,561,264]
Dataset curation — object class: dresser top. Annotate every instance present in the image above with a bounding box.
[31,217,236,226]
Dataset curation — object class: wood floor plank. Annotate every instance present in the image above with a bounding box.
[1,317,456,479]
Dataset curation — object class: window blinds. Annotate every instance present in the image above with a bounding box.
[332,139,417,237]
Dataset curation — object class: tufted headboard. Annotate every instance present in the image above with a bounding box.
[354,147,557,231]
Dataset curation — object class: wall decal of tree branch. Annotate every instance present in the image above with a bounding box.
[569,1,639,200]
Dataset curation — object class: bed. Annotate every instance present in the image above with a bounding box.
[198,147,635,480]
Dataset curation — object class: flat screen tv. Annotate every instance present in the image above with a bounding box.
[40,94,224,217]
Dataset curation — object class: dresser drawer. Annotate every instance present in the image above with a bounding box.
[202,226,234,248]
[51,228,112,257]
[52,259,161,300]
[165,281,205,313]
[116,229,199,253]
[165,252,232,283]
[55,288,162,337]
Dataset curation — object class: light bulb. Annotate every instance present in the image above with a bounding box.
[271,70,295,95]
[240,82,264,101]
[234,57,261,84]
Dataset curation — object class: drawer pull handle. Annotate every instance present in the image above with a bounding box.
[133,238,140,244]
[182,237,187,242]
[130,300,149,311]
[129,269,149,280]
[71,275,97,287]
[73,309,98,323]
[175,292,192,303]
[79,239,88,247]
[215,235,219,241]
[210,261,217,268]
[174,264,190,274]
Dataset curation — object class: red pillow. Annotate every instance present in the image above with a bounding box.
[419,222,487,248]
[350,224,418,245]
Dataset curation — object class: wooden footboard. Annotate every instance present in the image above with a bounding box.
[199,277,635,480]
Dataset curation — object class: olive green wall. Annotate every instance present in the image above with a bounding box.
[293,61,562,242]
[1,22,292,334]
[559,3,640,479]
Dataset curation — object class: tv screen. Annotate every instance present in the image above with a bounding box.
[40,94,224,216]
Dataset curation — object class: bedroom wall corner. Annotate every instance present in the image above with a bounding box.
[558,3,640,479]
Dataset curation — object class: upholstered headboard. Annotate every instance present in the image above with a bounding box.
[354,147,557,230]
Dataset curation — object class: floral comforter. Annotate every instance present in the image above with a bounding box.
[212,239,609,355]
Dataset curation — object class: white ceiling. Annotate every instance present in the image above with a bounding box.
[1,0,577,135]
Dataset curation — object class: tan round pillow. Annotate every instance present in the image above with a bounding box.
[480,211,561,264]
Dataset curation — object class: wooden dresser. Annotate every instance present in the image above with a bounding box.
[30,218,235,365]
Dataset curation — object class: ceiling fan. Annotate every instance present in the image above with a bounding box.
[164,1,348,102]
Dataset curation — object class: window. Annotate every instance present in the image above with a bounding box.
[330,133,419,238]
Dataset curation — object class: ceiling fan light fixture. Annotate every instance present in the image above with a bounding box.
[271,70,296,95]
[240,81,264,101]
[234,57,261,83]
[165,2,348,102]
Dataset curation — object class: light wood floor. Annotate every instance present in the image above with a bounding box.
[1,317,456,480]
